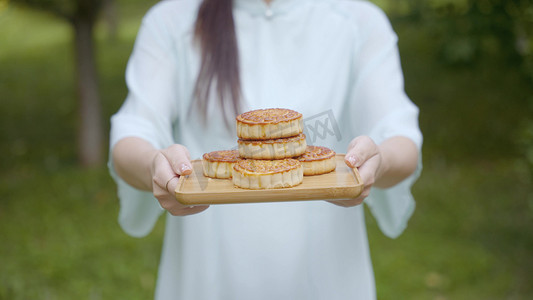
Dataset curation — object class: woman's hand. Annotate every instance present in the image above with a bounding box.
[329,136,382,207]
[328,135,419,207]
[151,144,209,216]
[112,137,209,216]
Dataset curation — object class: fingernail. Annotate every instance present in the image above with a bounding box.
[347,155,357,167]
[180,163,191,173]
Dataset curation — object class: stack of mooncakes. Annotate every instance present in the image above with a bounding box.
[202,108,336,189]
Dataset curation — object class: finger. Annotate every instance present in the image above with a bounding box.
[357,155,381,189]
[156,182,210,215]
[344,136,379,168]
[327,199,364,207]
[152,153,179,195]
[161,144,192,176]
[330,151,381,208]
[167,204,210,216]
[165,175,180,193]
[352,154,381,203]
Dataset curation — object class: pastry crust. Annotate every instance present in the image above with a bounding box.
[232,159,303,189]
[236,108,303,140]
[202,150,241,179]
[238,133,307,159]
[297,146,336,176]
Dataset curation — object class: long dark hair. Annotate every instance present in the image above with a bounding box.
[194,0,241,123]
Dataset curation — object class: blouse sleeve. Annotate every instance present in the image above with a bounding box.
[350,3,423,238]
[108,6,179,238]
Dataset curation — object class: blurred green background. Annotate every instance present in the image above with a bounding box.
[1,0,532,299]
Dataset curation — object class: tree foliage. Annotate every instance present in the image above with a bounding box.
[387,0,533,78]
[382,0,533,170]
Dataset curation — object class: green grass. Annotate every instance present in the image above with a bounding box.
[1,1,533,299]
[368,159,533,299]
[0,167,164,299]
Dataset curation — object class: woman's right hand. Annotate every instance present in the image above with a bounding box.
[151,144,209,216]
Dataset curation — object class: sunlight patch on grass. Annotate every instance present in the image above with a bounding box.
[0,5,70,58]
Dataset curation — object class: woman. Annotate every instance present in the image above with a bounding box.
[109,0,422,299]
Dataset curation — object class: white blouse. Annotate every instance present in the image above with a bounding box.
[109,0,423,299]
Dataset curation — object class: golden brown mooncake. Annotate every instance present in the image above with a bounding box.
[238,133,307,159]
[202,150,241,179]
[236,108,303,140]
[232,158,303,189]
[296,145,336,176]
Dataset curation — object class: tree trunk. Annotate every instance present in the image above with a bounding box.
[73,18,103,167]
[103,0,118,41]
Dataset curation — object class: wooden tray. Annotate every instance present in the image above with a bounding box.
[175,154,363,205]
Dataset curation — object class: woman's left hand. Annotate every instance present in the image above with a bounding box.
[328,135,383,207]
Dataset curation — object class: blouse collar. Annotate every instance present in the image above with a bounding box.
[233,0,305,18]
